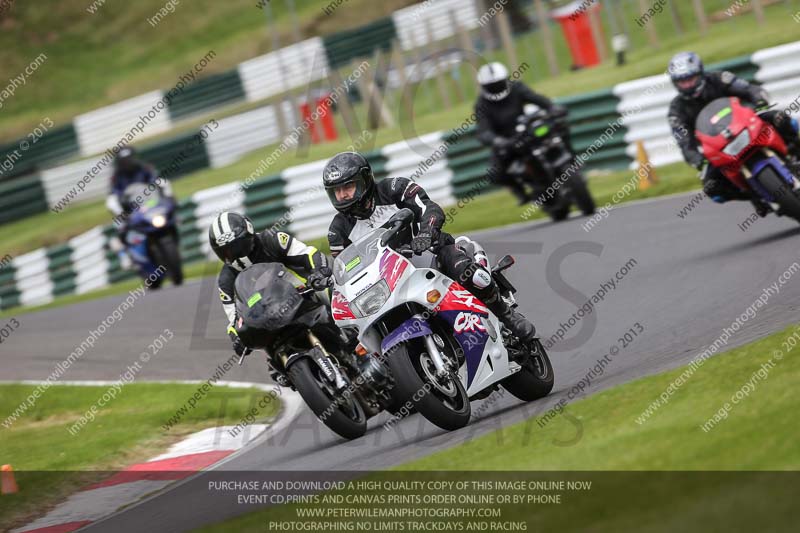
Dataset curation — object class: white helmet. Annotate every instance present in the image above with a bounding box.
[477,62,510,101]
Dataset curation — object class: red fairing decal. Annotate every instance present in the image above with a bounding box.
[437,282,489,314]
[331,290,356,320]
[379,250,408,290]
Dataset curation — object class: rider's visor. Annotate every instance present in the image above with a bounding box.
[326,176,367,209]
[676,75,700,90]
[221,236,254,264]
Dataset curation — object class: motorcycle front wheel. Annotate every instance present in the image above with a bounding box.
[150,233,184,285]
[752,166,800,221]
[288,357,367,440]
[569,173,596,216]
[385,341,470,431]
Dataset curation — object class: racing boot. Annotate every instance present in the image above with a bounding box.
[507,180,532,206]
[483,290,536,341]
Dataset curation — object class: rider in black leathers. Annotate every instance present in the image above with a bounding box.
[208,212,333,364]
[474,61,567,205]
[667,51,800,215]
[322,151,536,342]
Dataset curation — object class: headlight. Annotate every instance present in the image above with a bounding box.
[723,129,751,156]
[151,214,167,228]
[351,280,390,317]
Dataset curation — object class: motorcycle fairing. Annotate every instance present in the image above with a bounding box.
[331,290,356,320]
[695,97,788,188]
[435,281,490,388]
[379,249,409,290]
[380,316,433,355]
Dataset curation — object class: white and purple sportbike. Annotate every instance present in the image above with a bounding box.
[330,209,554,430]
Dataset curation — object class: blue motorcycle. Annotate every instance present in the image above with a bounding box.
[121,182,183,288]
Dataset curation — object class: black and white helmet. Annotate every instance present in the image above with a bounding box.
[477,62,510,101]
[668,51,706,98]
[209,212,256,267]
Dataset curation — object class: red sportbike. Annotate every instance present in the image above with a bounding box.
[695,96,800,220]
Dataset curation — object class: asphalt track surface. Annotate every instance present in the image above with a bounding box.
[4,191,800,531]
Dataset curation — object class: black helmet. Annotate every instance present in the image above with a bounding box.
[668,52,706,98]
[209,212,256,266]
[323,152,375,219]
[114,145,138,172]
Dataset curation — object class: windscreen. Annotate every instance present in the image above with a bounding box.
[695,97,734,137]
[234,263,304,330]
[122,183,162,211]
[333,227,386,285]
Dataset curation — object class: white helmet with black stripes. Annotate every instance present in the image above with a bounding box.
[209,212,256,269]
[477,62,510,101]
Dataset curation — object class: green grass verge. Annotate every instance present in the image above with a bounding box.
[0,162,699,319]
[0,382,281,530]
[401,323,800,471]
[195,324,800,533]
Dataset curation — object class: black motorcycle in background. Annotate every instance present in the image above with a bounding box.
[232,263,396,440]
[506,105,596,221]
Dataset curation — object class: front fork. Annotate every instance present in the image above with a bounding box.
[307,331,349,391]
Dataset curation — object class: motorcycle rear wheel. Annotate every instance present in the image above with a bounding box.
[501,338,554,401]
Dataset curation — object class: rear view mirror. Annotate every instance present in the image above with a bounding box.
[493,255,515,273]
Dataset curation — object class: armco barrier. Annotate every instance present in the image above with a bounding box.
[0,174,48,224]
[391,0,480,51]
[205,103,295,169]
[753,41,800,116]
[0,124,79,180]
[237,37,329,103]
[167,71,246,121]
[74,90,173,158]
[323,17,397,69]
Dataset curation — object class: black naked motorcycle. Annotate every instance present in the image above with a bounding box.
[507,105,595,221]
[232,262,396,440]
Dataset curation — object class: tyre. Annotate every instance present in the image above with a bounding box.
[288,357,367,440]
[753,166,800,220]
[385,342,470,431]
[502,338,554,401]
[544,202,570,221]
[570,173,596,216]
[151,234,184,285]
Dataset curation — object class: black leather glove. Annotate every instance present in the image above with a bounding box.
[689,154,707,171]
[493,136,512,154]
[307,266,332,291]
[229,330,252,357]
[493,136,511,148]
[411,229,438,255]
[550,104,568,118]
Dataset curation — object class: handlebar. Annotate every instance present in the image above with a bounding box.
[379,208,415,246]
